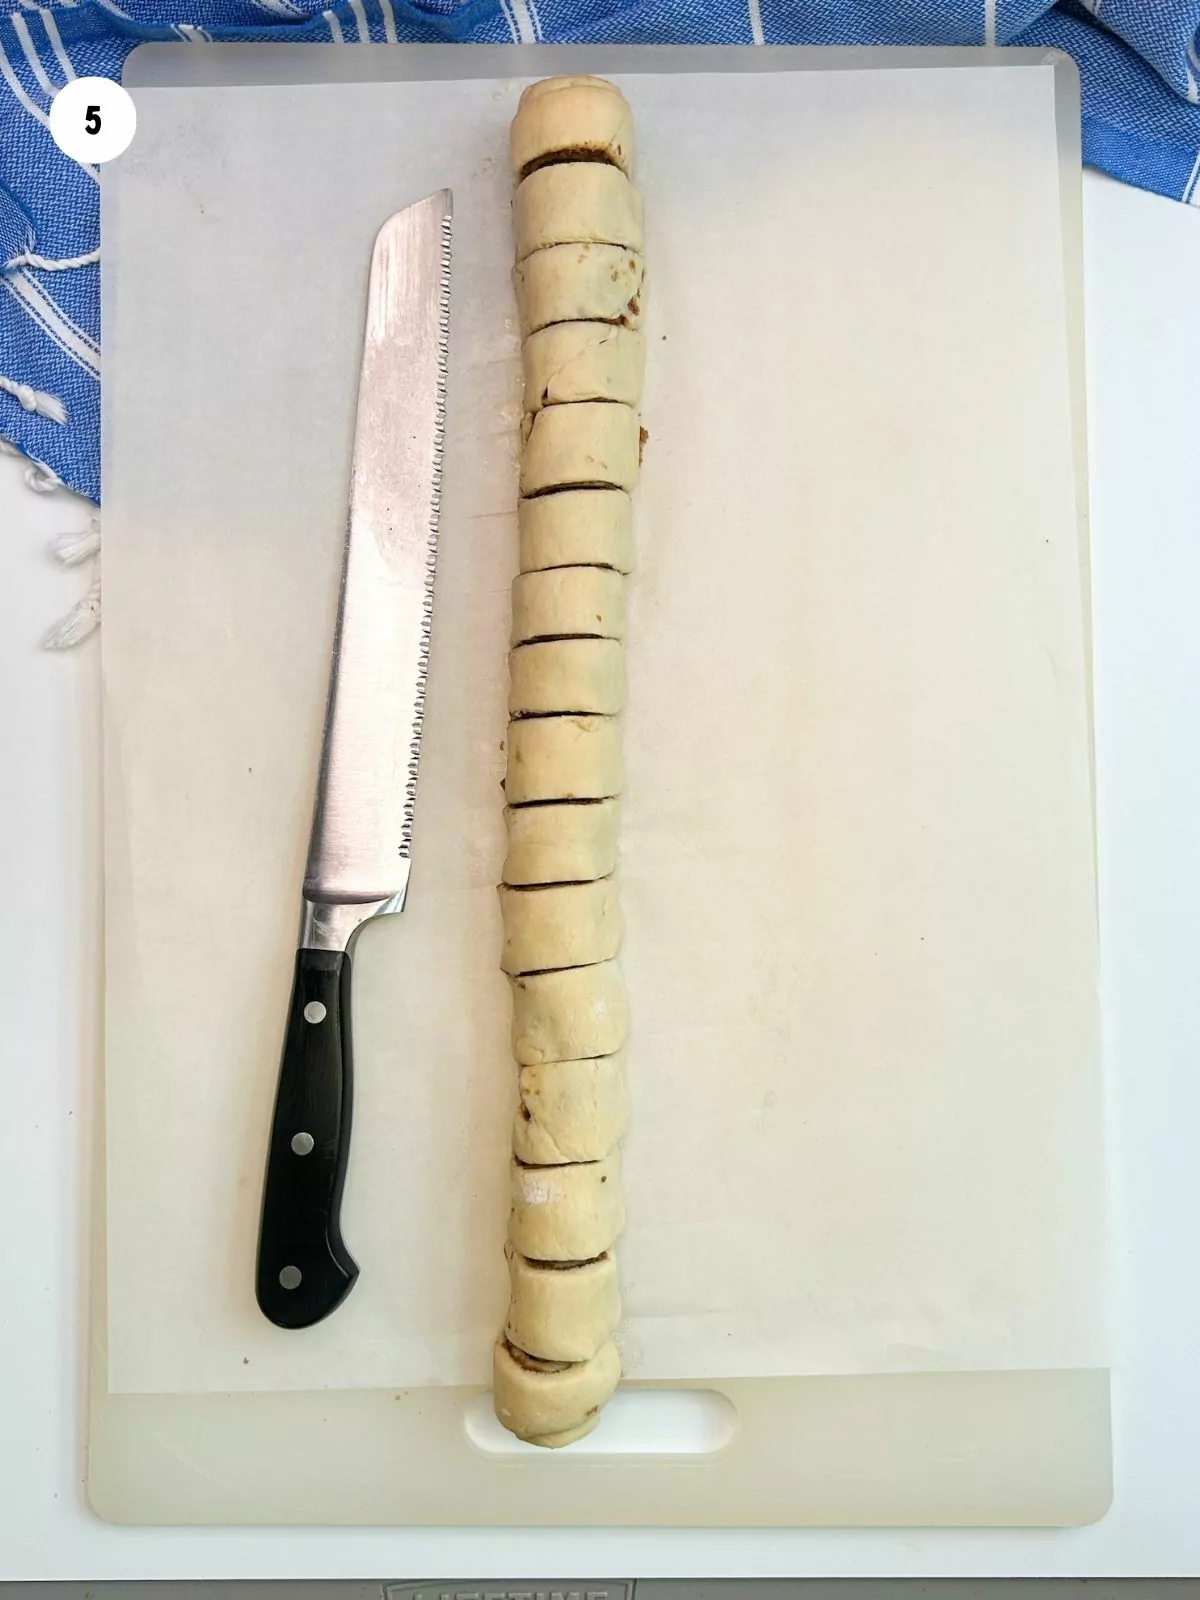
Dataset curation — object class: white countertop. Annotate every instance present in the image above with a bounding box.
[2,168,1199,1580]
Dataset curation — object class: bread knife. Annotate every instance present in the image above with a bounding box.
[255,190,453,1330]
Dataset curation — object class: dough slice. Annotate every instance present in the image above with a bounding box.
[505,714,623,805]
[513,243,645,337]
[511,566,626,644]
[523,323,646,412]
[499,878,622,976]
[503,797,620,885]
[510,76,635,179]
[509,638,626,717]
[511,959,628,1064]
[504,1245,621,1362]
[492,1336,621,1447]
[509,1152,625,1260]
[519,490,634,574]
[513,163,644,260]
[513,1051,629,1164]
[520,402,640,496]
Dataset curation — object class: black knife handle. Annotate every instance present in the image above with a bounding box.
[256,948,359,1328]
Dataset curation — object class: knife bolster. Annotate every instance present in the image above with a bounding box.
[299,881,408,953]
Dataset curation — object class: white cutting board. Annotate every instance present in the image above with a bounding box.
[92,43,1109,1525]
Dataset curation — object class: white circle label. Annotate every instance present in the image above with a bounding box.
[49,77,136,165]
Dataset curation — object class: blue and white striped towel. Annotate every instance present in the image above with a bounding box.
[3,0,1200,505]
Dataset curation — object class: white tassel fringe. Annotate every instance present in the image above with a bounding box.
[0,374,66,424]
[4,247,100,273]
[1,440,102,645]
[42,566,101,650]
[53,518,101,566]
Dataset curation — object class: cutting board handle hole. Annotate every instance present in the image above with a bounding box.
[463,1388,738,1457]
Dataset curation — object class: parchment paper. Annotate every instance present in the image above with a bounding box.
[103,62,1105,1392]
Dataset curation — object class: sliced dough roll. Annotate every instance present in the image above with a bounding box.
[513,1051,629,1164]
[504,1245,621,1362]
[519,490,634,575]
[513,243,645,337]
[499,878,621,977]
[523,323,646,412]
[503,797,620,886]
[521,402,640,496]
[510,75,635,180]
[511,958,628,1064]
[514,163,644,261]
[505,714,622,805]
[512,566,626,644]
[509,638,625,717]
[493,1336,621,1447]
[509,1152,624,1260]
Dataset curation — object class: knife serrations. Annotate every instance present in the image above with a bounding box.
[302,190,453,934]
[402,206,452,862]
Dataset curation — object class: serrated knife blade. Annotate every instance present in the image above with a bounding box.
[256,190,452,1330]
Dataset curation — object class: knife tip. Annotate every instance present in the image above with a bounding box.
[377,189,452,248]
[416,187,453,221]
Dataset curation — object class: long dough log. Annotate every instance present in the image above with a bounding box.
[518,489,635,575]
[493,1336,621,1447]
[523,322,646,411]
[499,878,622,977]
[504,1246,622,1362]
[509,1151,625,1261]
[520,401,640,496]
[514,163,644,260]
[503,797,620,886]
[513,1052,629,1164]
[511,959,629,1065]
[498,73,642,1450]
[510,75,635,179]
[513,243,645,337]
